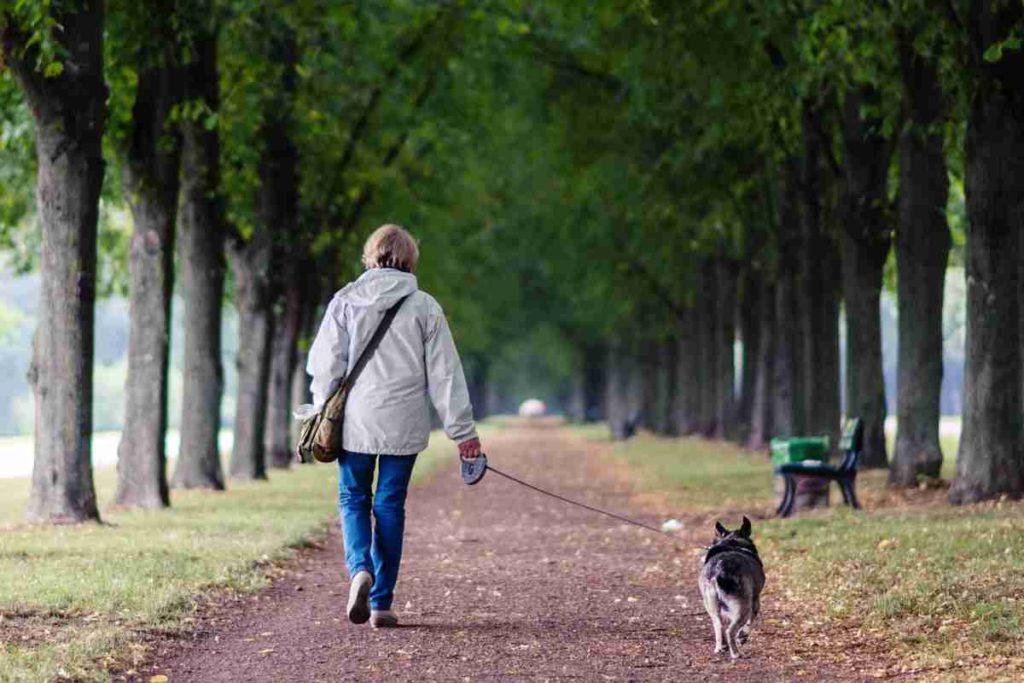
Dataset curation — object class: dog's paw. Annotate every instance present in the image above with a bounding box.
[714,645,726,654]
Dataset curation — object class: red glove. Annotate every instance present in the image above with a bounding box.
[458,437,482,459]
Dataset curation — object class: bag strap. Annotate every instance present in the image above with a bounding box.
[341,294,410,392]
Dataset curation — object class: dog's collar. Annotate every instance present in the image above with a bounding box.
[703,543,763,569]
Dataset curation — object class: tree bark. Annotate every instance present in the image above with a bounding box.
[606,341,636,440]
[773,164,804,438]
[840,87,893,469]
[265,280,304,468]
[639,340,659,431]
[4,4,106,523]
[714,259,737,440]
[736,267,760,440]
[465,354,490,422]
[799,104,842,446]
[697,261,719,436]
[950,0,1024,504]
[114,43,183,508]
[890,33,950,487]
[173,30,226,490]
[658,339,678,435]
[674,308,699,435]
[579,342,607,423]
[227,240,274,481]
[251,25,301,471]
[748,280,776,451]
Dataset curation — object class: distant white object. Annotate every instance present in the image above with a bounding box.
[518,399,547,417]
[661,519,684,533]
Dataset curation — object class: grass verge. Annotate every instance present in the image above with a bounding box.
[579,425,1024,676]
[0,427,479,682]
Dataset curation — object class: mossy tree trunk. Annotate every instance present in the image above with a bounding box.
[173,28,226,491]
[840,87,892,469]
[890,32,950,487]
[115,57,183,509]
[4,2,106,523]
[950,0,1024,504]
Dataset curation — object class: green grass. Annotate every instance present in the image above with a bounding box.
[0,429,470,682]
[583,425,1024,669]
[577,427,777,512]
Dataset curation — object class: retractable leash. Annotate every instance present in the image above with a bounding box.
[460,454,678,539]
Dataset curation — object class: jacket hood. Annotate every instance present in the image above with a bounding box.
[335,268,418,310]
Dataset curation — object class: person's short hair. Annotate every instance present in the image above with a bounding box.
[361,224,420,272]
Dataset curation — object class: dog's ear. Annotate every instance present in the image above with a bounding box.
[714,521,729,537]
[739,516,752,538]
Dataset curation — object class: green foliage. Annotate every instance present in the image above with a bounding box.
[0,0,1009,406]
[0,74,36,270]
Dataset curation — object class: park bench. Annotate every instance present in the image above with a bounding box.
[775,418,864,518]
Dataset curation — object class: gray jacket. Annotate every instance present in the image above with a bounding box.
[306,268,477,455]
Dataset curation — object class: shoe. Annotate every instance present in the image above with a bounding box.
[347,571,373,624]
[370,610,399,628]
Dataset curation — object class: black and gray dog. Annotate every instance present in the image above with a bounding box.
[698,517,765,659]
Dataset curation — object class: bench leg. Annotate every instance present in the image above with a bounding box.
[836,478,850,506]
[838,477,860,510]
[777,474,797,517]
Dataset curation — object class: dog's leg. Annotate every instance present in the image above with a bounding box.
[711,610,725,654]
[739,596,759,644]
[745,593,761,643]
[703,592,725,654]
[726,605,751,660]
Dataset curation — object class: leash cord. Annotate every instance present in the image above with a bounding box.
[485,465,676,538]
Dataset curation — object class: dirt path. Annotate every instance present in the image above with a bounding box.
[137,421,880,682]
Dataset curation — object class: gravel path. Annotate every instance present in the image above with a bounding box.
[138,421,878,682]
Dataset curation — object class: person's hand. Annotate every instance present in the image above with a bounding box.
[458,437,482,460]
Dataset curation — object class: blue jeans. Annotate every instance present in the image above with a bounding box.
[338,451,418,611]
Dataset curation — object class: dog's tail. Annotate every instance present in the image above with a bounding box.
[715,574,740,595]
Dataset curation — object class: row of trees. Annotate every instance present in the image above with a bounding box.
[563,0,1024,505]
[2,0,1022,523]
[439,0,1023,506]
[0,0,480,522]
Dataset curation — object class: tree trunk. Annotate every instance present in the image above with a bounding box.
[114,60,182,509]
[748,280,776,451]
[265,280,304,468]
[658,339,678,436]
[581,342,607,423]
[227,241,274,481]
[773,164,803,438]
[890,34,950,487]
[465,355,490,422]
[950,0,1024,503]
[799,104,842,446]
[674,308,699,435]
[252,26,301,471]
[606,341,636,440]
[289,343,311,459]
[639,340,659,431]
[736,267,760,440]
[229,107,297,479]
[5,4,106,523]
[840,87,893,469]
[714,259,737,440]
[697,262,719,436]
[173,31,226,490]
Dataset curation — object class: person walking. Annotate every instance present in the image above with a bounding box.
[307,224,482,628]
